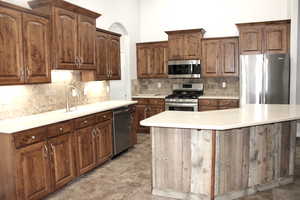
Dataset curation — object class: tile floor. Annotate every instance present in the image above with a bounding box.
[46,134,300,200]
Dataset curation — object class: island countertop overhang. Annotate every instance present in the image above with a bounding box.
[140,104,300,130]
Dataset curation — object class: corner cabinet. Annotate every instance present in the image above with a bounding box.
[165,29,205,60]
[136,41,168,78]
[202,37,239,77]
[0,2,51,85]
[81,28,121,81]
[236,20,290,55]
[29,0,101,70]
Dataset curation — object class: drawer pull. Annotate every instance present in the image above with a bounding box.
[84,120,88,124]
[31,136,36,140]
[59,127,63,132]
[103,115,106,118]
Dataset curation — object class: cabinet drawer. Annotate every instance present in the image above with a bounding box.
[14,127,48,149]
[133,98,149,105]
[198,99,218,106]
[97,111,113,123]
[47,120,73,138]
[74,115,97,129]
[148,98,165,105]
[198,106,219,112]
[218,100,239,107]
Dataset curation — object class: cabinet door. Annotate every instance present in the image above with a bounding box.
[0,7,23,85]
[153,44,168,78]
[23,13,51,83]
[16,142,51,200]
[184,33,201,59]
[54,8,78,70]
[78,15,96,70]
[239,26,263,54]
[95,31,109,80]
[264,24,289,54]
[202,39,220,77]
[48,134,76,191]
[220,38,239,77]
[148,105,164,117]
[137,46,153,78]
[95,120,113,165]
[198,106,219,112]
[135,104,149,133]
[109,35,121,80]
[168,34,184,60]
[76,126,96,175]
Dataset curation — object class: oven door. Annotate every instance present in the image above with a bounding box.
[165,102,198,112]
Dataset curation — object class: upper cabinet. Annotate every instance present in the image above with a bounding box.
[0,2,51,85]
[236,20,290,55]
[29,0,101,70]
[81,28,121,81]
[136,41,168,79]
[165,29,205,60]
[202,37,239,77]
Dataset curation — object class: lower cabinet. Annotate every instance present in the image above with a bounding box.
[94,120,113,165]
[133,98,165,134]
[16,141,52,200]
[48,134,76,191]
[198,99,239,111]
[76,126,96,175]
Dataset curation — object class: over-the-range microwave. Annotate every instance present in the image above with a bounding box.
[168,60,201,78]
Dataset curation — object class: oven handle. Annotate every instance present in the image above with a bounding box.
[166,103,198,107]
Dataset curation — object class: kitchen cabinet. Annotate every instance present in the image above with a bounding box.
[0,2,51,85]
[29,0,101,70]
[165,29,205,60]
[16,141,51,200]
[81,28,121,81]
[202,37,239,77]
[236,20,290,54]
[48,134,76,191]
[136,41,168,78]
[133,98,165,134]
[198,99,239,111]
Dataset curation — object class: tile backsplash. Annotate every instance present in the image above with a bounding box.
[132,77,239,96]
[0,71,109,120]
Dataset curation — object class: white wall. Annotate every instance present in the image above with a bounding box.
[139,0,290,41]
[3,0,140,79]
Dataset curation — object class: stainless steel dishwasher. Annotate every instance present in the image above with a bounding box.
[113,106,132,156]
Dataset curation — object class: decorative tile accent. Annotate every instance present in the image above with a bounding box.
[132,77,239,96]
[0,71,109,120]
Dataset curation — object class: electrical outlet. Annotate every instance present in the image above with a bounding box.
[222,82,227,88]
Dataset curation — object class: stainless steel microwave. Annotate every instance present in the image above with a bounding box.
[168,60,201,78]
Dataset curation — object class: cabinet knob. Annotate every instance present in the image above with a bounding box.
[103,115,106,118]
[84,120,88,124]
[31,136,36,140]
[59,127,63,132]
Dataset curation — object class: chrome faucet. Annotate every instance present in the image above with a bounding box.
[65,84,80,112]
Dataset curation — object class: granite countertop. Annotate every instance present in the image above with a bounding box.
[0,100,137,134]
[140,104,300,130]
[132,94,239,100]
[198,96,240,100]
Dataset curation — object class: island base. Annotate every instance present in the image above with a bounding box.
[151,121,297,200]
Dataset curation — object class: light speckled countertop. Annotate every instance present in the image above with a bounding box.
[0,100,137,134]
[141,104,300,130]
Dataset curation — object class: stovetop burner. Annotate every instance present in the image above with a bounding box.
[166,91,203,100]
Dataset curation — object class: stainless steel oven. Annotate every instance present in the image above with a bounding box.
[168,60,201,78]
[165,101,198,112]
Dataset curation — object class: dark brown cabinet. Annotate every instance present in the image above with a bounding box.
[165,29,205,60]
[137,41,168,78]
[198,99,239,111]
[81,29,121,81]
[48,134,76,191]
[236,20,290,55]
[0,3,51,85]
[202,37,239,77]
[133,98,165,134]
[29,0,101,70]
[16,141,51,200]
[94,120,113,165]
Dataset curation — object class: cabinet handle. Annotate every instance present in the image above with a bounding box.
[59,127,63,132]
[20,68,25,80]
[83,120,88,124]
[44,144,49,159]
[50,143,54,151]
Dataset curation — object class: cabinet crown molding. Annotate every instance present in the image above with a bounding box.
[165,28,206,35]
[28,0,101,18]
[236,19,291,27]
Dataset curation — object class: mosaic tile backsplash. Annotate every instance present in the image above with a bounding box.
[132,77,239,96]
[0,71,109,120]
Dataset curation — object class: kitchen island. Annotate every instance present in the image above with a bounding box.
[140,105,299,200]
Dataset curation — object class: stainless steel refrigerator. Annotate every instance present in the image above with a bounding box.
[240,54,290,105]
